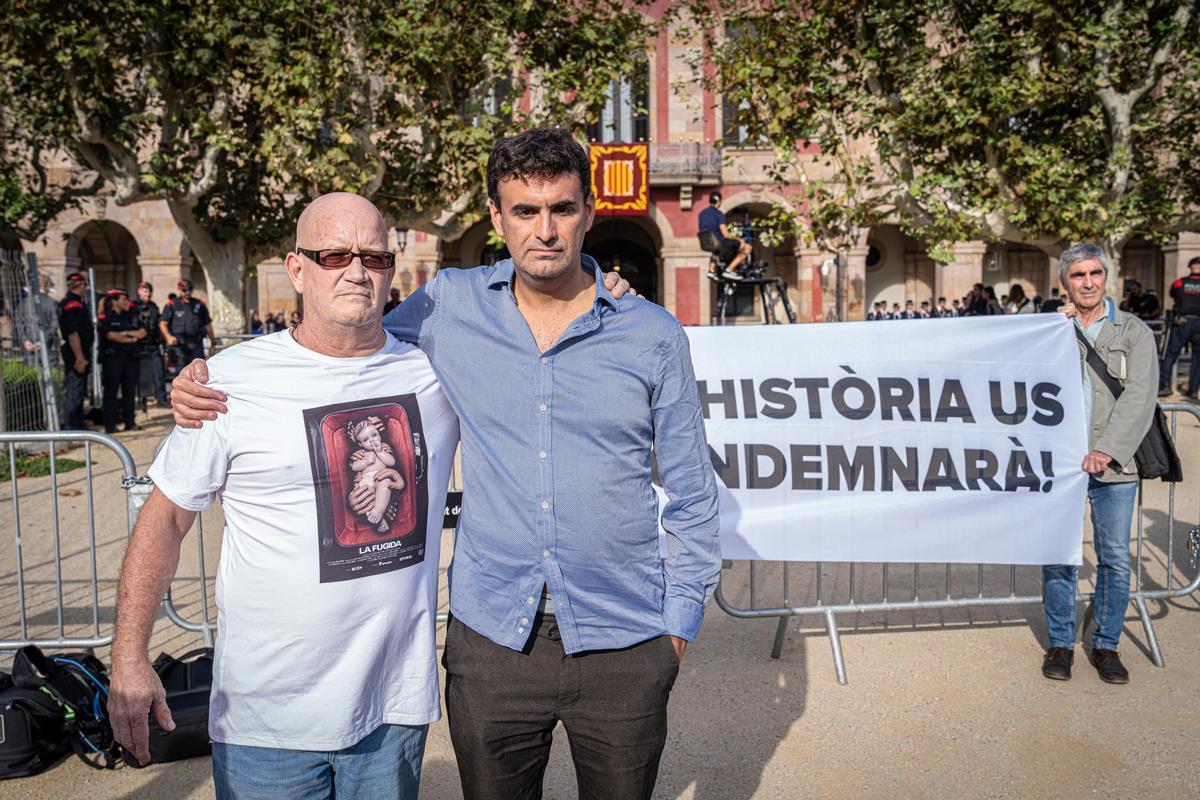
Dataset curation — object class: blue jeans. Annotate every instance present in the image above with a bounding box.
[1043,477,1138,650]
[211,723,428,800]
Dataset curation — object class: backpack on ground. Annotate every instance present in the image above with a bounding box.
[123,647,213,768]
[0,670,70,779]
[11,646,122,769]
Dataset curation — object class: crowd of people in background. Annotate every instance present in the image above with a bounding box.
[868,280,1165,322]
[246,308,302,334]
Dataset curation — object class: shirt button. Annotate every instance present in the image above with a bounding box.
[541,357,550,365]
[527,596,535,605]
[538,403,547,412]
[538,451,547,460]
[518,627,525,634]
[521,617,529,625]
[543,549,551,559]
[540,500,549,510]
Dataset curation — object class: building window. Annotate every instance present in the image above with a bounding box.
[866,242,884,273]
[587,60,649,143]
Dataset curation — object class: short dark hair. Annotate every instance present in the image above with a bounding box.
[709,191,722,205]
[486,128,590,209]
[138,281,153,292]
[1189,256,1200,270]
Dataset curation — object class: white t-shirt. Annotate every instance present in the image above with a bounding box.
[148,331,458,750]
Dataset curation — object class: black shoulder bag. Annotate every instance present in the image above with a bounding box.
[1074,327,1183,482]
[123,648,214,768]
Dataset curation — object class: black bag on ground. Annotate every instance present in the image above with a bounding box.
[1075,327,1184,482]
[0,670,70,779]
[11,646,121,769]
[124,647,213,768]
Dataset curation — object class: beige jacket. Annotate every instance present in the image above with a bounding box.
[1078,305,1159,483]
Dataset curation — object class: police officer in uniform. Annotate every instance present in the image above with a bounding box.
[1159,256,1200,399]
[159,278,214,371]
[133,281,169,405]
[58,272,94,429]
[98,289,147,433]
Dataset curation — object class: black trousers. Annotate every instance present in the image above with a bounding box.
[62,365,90,429]
[1160,317,1200,395]
[444,615,678,800]
[101,353,138,430]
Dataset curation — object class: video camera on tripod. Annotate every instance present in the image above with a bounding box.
[698,229,795,325]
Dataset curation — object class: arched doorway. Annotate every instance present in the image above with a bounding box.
[67,220,140,294]
[1121,238,1164,298]
[583,218,660,302]
[983,243,1050,302]
[864,225,936,312]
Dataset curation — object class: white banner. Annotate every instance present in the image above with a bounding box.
[682,315,1087,565]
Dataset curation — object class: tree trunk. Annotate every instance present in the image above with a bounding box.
[1102,238,1126,302]
[165,200,248,336]
[198,251,248,336]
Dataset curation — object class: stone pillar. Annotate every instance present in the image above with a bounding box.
[844,244,868,320]
[255,258,297,316]
[1045,254,1060,298]
[33,255,80,300]
[939,241,986,304]
[795,246,830,323]
[1164,232,1200,288]
[661,245,709,324]
[137,256,185,298]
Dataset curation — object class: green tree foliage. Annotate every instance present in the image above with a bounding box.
[692,1,1199,292]
[0,1,654,331]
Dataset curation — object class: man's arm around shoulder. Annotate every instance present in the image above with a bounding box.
[109,489,196,764]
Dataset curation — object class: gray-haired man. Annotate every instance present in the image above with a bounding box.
[1041,243,1158,685]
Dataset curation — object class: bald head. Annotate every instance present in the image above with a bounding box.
[296,192,387,249]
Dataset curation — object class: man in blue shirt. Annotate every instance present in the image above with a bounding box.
[698,190,751,275]
[170,129,722,800]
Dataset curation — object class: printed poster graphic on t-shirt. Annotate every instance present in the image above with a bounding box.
[303,394,428,583]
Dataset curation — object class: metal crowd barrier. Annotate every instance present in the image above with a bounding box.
[1,430,142,650]
[714,402,1200,684]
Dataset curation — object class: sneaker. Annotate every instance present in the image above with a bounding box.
[1088,648,1129,684]
[1041,647,1074,681]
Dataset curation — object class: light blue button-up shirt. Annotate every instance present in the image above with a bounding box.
[383,255,721,654]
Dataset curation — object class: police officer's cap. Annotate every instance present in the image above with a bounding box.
[105,288,128,299]
[66,272,87,284]
[177,278,194,292]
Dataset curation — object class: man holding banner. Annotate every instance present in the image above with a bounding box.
[1041,243,1158,685]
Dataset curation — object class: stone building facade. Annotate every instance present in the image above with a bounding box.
[15,9,1200,325]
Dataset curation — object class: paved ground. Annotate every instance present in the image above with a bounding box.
[2,399,1199,799]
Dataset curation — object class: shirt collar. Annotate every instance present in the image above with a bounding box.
[1073,297,1114,332]
[486,253,617,311]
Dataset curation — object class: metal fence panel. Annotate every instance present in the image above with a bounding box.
[1,250,63,432]
[714,402,1200,684]
[0,430,138,650]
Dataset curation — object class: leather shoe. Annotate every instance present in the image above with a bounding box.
[1042,647,1073,681]
[1088,648,1129,684]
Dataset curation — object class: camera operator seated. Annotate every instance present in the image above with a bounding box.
[698,191,752,277]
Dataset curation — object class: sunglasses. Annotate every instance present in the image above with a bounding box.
[296,247,395,271]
